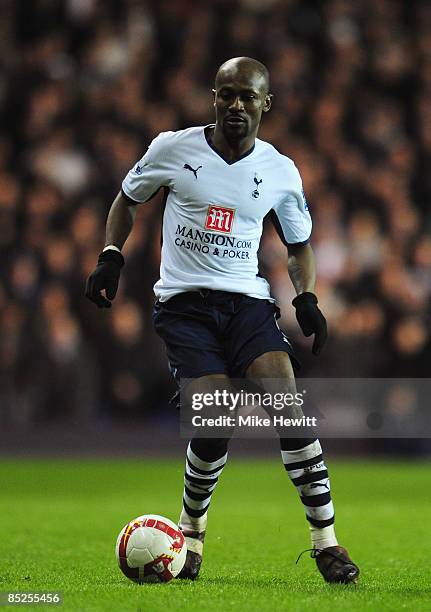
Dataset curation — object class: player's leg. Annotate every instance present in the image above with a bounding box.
[178,373,235,579]
[246,351,359,584]
[246,352,337,546]
[153,294,234,580]
[178,436,229,579]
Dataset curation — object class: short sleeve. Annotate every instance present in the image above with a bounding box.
[271,165,312,246]
[122,132,173,204]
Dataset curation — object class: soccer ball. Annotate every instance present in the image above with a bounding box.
[115,514,187,583]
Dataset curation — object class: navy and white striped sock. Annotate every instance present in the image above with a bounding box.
[182,440,228,524]
[281,439,338,549]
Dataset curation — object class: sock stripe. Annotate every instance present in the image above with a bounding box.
[281,440,321,463]
[184,486,211,502]
[300,492,332,508]
[183,498,210,518]
[185,480,217,495]
[283,453,323,471]
[185,473,219,486]
[183,491,210,510]
[306,515,335,528]
[291,470,328,486]
[187,456,226,477]
[305,499,334,519]
[188,445,228,471]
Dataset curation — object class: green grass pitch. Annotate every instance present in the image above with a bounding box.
[0,457,430,611]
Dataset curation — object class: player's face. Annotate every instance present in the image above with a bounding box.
[213,71,272,141]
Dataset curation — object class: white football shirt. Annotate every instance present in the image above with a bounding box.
[122,126,312,301]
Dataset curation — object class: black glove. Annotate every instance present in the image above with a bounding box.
[292,292,327,356]
[85,249,124,308]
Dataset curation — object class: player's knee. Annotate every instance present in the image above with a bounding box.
[246,351,296,380]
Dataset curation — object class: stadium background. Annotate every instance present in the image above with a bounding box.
[0,2,430,610]
[0,0,430,448]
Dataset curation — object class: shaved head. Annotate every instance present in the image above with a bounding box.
[211,56,273,157]
[215,57,270,94]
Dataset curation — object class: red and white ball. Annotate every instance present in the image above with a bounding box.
[115,514,187,583]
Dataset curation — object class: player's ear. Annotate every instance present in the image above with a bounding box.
[263,93,273,113]
[212,88,216,107]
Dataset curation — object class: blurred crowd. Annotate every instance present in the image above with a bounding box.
[0,0,430,426]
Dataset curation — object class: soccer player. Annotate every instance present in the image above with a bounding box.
[86,57,359,584]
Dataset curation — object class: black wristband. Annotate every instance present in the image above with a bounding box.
[98,249,125,268]
[292,292,317,307]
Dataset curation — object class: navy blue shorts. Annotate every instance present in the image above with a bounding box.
[152,290,299,384]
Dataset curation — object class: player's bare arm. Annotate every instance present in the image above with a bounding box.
[85,192,136,308]
[288,243,328,356]
[105,191,137,250]
[287,242,316,294]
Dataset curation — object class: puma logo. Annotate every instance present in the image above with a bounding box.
[184,163,202,179]
[310,480,330,491]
